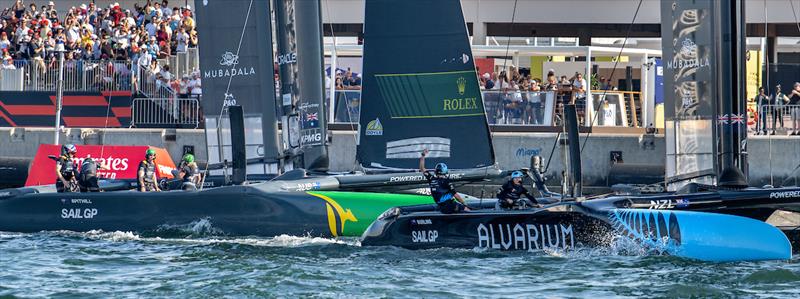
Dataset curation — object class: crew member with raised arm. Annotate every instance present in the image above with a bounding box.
[419,149,470,213]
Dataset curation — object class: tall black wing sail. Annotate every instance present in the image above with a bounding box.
[661,0,718,190]
[357,0,495,170]
[196,0,280,174]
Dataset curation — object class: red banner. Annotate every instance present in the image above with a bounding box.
[25,145,176,186]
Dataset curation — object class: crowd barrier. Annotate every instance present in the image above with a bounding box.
[326,89,644,129]
[754,104,800,133]
[131,97,200,129]
[0,60,132,92]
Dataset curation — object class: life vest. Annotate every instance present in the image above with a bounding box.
[58,155,76,179]
[424,172,455,204]
[138,160,156,183]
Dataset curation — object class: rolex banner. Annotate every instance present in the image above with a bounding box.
[661,0,717,190]
[196,0,280,173]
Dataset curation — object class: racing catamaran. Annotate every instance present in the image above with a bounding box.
[359,0,798,262]
[0,0,500,238]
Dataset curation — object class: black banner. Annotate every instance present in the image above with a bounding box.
[196,0,280,171]
[661,0,718,189]
[356,0,495,170]
[661,0,715,121]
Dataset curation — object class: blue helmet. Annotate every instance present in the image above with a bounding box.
[434,163,449,175]
[511,171,524,178]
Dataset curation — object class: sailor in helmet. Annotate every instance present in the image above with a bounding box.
[419,149,470,213]
[178,153,200,191]
[55,144,80,193]
[137,148,161,192]
[78,155,110,192]
[496,170,539,210]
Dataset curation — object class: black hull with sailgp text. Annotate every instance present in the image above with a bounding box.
[361,200,794,262]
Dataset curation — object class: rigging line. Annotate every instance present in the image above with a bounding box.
[790,0,800,33]
[99,87,113,159]
[767,0,773,185]
[200,0,255,190]
[579,0,644,155]
[481,0,519,194]
[323,0,358,173]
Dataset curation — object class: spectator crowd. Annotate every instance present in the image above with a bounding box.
[0,0,201,96]
[755,83,800,136]
[478,66,594,125]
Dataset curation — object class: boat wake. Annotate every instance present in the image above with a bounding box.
[7,227,362,249]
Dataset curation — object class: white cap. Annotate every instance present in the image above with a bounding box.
[49,1,55,6]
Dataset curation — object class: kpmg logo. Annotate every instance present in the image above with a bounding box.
[457,77,466,95]
[219,52,239,66]
[365,118,384,136]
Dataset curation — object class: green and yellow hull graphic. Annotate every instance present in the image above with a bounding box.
[307,191,432,237]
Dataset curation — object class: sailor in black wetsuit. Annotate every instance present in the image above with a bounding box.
[78,156,110,192]
[55,144,79,193]
[137,149,161,192]
[496,171,540,210]
[419,149,470,214]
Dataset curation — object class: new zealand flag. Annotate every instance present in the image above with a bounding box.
[303,112,319,128]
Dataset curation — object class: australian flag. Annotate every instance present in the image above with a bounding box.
[303,112,319,128]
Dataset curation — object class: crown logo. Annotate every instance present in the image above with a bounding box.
[456,77,466,95]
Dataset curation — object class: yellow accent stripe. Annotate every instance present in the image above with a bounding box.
[307,192,358,237]
[391,113,486,119]
[375,70,476,77]
[325,204,338,237]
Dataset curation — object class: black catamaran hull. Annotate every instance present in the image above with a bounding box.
[0,186,336,236]
[362,208,613,251]
[362,203,794,262]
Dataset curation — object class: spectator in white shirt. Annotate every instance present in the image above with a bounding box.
[2,56,16,69]
[175,27,188,53]
[573,73,587,100]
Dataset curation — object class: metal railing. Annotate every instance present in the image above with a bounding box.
[135,65,177,99]
[324,89,649,128]
[0,59,132,92]
[753,104,800,134]
[328,89,362,123]
[131,97,200,128]
[482,90,557,125]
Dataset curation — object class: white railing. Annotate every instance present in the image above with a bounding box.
[754,104,800,134]
[131,97,200,128]
[135,65,177,99]
[482,90,557,125]
[2,59,132,92]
